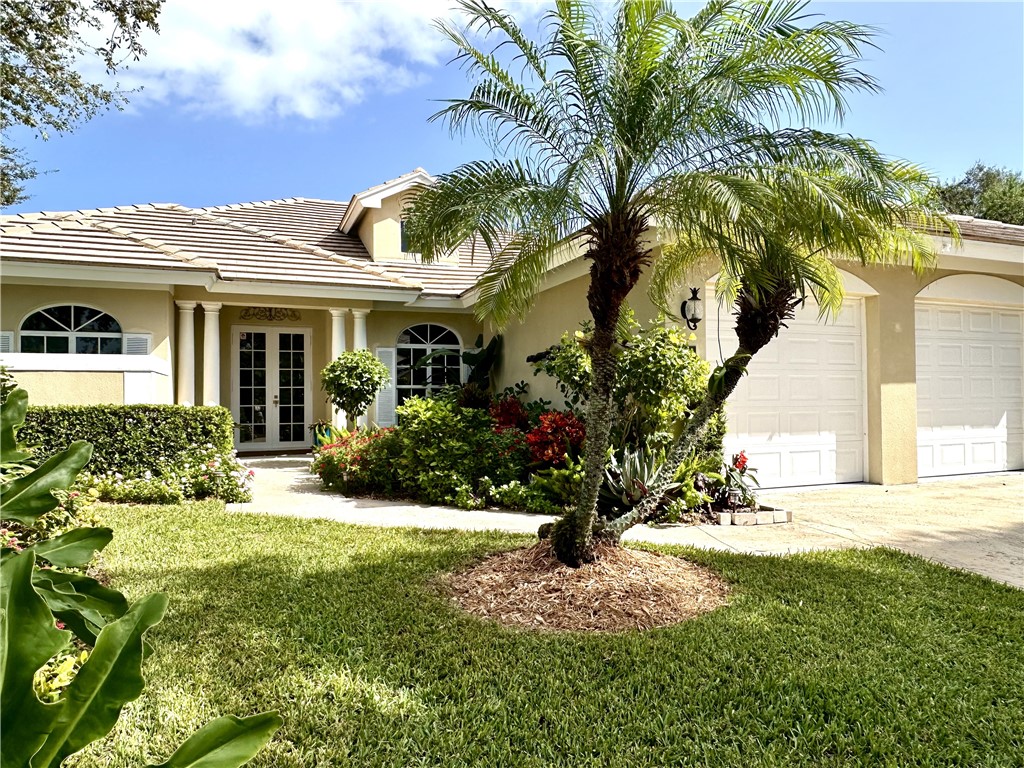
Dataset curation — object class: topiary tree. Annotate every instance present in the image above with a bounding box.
[320,350,390,422]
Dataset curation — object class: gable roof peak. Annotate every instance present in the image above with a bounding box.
[339,168,434,234]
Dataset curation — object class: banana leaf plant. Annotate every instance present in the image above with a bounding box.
[0,388,282,767]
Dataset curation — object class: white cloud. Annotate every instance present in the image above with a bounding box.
[89,0,547,121]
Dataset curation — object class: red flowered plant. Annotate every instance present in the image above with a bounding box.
[525,410,585,467]
[733,451,748,471]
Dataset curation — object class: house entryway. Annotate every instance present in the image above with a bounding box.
[230,327,312,452]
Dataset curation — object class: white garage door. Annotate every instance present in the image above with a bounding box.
[916,303,1024,476]
[705,297,866,488]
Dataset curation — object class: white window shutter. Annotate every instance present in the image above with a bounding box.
[0,332,13,354]
[123,333,151,355]
[375,347,397,426]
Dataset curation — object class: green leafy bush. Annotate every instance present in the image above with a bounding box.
[19,404,253,503]
[1,388,281,767]
[531,317,726,458]
[321,350,390,419]
[394,397,529,505]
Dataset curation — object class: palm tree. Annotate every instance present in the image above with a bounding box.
[404,0,949,566]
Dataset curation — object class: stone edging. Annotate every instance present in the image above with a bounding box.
[718,507,792,526]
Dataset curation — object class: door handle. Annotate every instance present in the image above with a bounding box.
[272,394,279,406]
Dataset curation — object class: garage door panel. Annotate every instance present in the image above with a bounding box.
[710,292,866,488]
[968,311,994,332]
[968,345,994,366]
[825,339,859,366]
[916,302,1024,476]
[999,345,1022,367]
[746,375,780,401]
[789,376,820,401]
[999,312,1023,333]
[787,338,820,364]
[937,310,964,331]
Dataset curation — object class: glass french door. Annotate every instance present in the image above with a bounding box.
[233,328,311,450]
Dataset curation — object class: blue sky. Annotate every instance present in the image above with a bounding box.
[6,1,1023,214]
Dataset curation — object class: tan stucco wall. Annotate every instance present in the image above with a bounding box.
[0,283,174,362]
[495,256,680,405]
[357,196,404,260]
[17,371,124,405]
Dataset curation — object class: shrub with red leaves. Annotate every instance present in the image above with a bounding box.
[489,396,531,432]
[526,410,585,467]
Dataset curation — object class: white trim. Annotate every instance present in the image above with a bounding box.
[1,261,216,287]
[0,352,170,375]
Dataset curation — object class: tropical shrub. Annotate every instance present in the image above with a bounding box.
[532,318,726,456]
[480,478,562,515]
[1,388,281,767]
[393,396,529,505]
[321,350,390,419]
[525,411,585,467]
[19,404,253,503]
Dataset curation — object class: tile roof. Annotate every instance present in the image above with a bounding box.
[947,215,1024,246]
[203,197,369,260]
[0,212,216,272]
[0,203,424,293]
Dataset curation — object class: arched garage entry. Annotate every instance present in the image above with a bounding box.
[915,275,1024,476]
[703,270,876,488]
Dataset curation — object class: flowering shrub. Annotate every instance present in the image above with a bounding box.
[311,428,401,497]
[716,451,760,508]
[525,411,585,467]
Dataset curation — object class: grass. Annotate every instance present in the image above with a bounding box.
[73,501,1023,767]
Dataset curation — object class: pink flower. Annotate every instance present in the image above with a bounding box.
[55,620,66,630]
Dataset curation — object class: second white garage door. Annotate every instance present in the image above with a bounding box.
[916,303,1024,476]
[705,296,867,488]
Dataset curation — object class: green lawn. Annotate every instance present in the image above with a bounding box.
[75,502,1022,767]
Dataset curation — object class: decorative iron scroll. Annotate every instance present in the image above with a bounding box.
[239,307,302,322]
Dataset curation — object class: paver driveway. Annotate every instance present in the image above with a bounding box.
[233,458,1023,587]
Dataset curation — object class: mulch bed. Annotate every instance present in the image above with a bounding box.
[440,541,730,633]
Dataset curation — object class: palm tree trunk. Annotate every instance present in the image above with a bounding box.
[549,326,617,565]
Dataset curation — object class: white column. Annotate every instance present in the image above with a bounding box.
[201,302,222,406]
[329,308,348,428]
[175,301,197,405]
[351,309,370,427]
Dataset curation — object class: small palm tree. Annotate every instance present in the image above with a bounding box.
[405,0,950,566]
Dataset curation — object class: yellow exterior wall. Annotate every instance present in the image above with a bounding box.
[17,372,124,405]
[357,196,404,260]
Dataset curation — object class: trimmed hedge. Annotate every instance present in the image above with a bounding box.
[20,405,252,503]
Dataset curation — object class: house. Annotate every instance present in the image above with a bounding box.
[2,169,1022,488]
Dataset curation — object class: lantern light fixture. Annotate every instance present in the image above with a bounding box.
[680,287,703,331]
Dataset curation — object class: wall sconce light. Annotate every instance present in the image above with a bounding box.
[680,287,703,331]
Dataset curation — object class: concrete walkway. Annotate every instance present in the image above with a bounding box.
[230,457,1023,588]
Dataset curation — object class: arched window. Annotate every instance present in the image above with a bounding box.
[395,323,462,405]
[20,305,123,354]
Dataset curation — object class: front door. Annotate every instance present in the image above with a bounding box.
[231,327,312,451]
